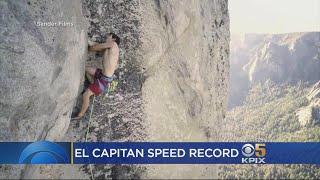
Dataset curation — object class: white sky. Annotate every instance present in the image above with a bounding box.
[229,0,320,34]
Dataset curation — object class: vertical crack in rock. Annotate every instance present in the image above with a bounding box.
[79,0,146,178]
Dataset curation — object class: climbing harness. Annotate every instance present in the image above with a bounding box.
[84,79,118,180]
[108,80,119,93]
[103,80,118,100]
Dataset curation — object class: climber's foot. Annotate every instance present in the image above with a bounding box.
[71,113,84,120]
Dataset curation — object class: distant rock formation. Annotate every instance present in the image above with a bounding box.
[0,0,87,178]
[244,32,320,84]
[229,32,320,108]
[296,81,320,127]
[307,81,320,102]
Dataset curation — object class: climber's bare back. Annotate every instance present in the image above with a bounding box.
[103,42,119,77]
[88,34,120,77]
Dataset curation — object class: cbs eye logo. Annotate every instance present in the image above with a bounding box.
[241,143,266,164]
[19,141,69,164]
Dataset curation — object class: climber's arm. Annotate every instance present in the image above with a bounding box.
[88,41,113,52]
[88,43,107,51]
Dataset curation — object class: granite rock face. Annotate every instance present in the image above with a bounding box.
[0,0,87,178]
[82,0,229,179]
[0,0,229,179]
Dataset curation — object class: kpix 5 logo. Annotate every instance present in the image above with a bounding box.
[19,141,69,164]
[241,143,266,164]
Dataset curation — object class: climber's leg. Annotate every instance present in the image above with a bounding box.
[76,89,94,119]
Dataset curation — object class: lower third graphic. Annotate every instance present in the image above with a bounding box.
[18,141,69,164]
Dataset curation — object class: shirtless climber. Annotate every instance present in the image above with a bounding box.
[72,33,120,120]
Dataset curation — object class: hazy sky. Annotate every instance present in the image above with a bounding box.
[229,0,320,34]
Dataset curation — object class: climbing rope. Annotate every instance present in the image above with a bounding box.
[85,95,96,180]
[85,95,96,142]
[84,80,117,180]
